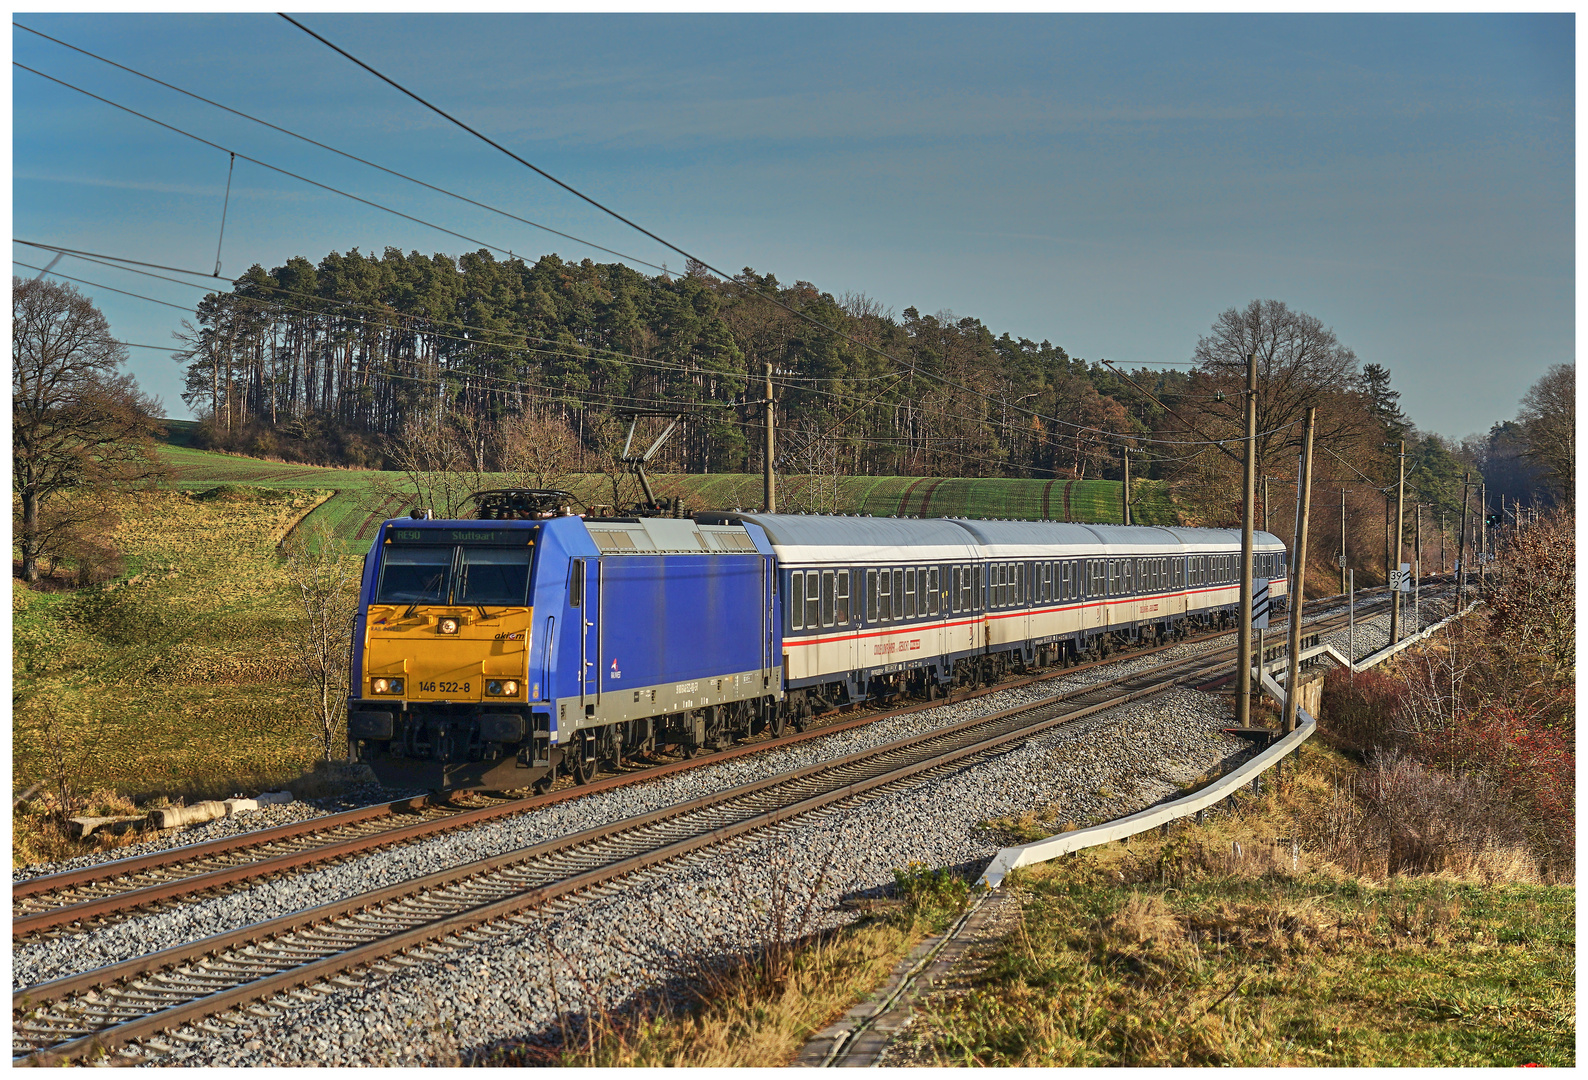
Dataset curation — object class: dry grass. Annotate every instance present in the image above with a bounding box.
[894,741,1574,1068]
[13,489,346,810]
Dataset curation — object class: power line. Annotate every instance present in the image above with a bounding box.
[16,61,537,268]
[12,21,669,275]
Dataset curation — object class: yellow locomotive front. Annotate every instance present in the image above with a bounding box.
[350,524,546,789]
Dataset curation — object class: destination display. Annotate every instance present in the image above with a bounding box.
[387,527,530,545]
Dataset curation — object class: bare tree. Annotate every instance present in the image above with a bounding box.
[1486,510,1574,682]
[1165,299,1378,525]
[495,410,583,491]
[1517,364,1574,504]
[282,517,360,760]
[13,278,164,582]
[375,411,489,520]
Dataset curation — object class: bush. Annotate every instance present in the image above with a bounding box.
[1319,667,1406,755]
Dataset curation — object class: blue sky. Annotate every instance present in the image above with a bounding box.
[12,13,1574,440]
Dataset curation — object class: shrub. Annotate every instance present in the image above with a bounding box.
[1319,667,1405,754]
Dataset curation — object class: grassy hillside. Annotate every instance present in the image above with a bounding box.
[13,486,341,809]
[157,445,1179,553]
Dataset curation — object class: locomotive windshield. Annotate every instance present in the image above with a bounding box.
[374,544,532,606]
[456,547,531,606]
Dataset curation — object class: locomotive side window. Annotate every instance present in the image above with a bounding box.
[377,546,454,604]
[866,569,879,622]
[928,566,940,615]
[806,571,821,629]
[836,570,850,625]
[456,547,532,607]
[821,570,835,627]
[789,571,804,630]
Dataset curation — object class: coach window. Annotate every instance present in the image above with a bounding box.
[904,568,917,619]
[972,564,984,609]
[835,571,850,625]
[928,566,940,615]
[1045,562,1053,602]
[1016,563,1025,604]
[1059,561,1070,601]
[889,569,902,620]
[806,571,821,629]
[789,572,804,630]
[950,566,960,613]
[821,570,835,627]
[866,569,879,622]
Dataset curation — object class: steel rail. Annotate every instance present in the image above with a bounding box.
[13,642,1252,1066]
[12,591,1397,940]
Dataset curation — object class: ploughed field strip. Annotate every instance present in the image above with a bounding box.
[10,592,1395,945]
[13,631,1298,1066]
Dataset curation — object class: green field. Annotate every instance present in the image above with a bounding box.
[157,444,1179,553]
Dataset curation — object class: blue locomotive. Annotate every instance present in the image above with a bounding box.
[347,494,1286,791]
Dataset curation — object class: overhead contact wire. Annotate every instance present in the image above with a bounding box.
[13,21,668,274]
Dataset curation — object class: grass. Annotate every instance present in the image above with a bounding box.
[898,741,1575,1067]
[12,485,352,847]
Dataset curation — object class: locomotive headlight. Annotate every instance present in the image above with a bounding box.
[371,677,403,695]
[438,618,460,635]
[486,679,519,696]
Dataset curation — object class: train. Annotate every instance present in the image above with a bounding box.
[346,491,1288,791]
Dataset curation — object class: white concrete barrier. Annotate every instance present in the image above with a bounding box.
[978,601,1482,889]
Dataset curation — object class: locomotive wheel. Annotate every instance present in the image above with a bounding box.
[571,752,597,786]
[771,709,788,739]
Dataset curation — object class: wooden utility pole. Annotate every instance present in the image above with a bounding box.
[1122,446,1131,525]
[1383,490,1392,592]
[1236,352,1258,728]
[763,361,777,513]
[1283,407,1316,733]
[1479,481,1488,588]
[1389,440,1405,645]
[1457,473,1471,599]
[1339,487,1347,594]
[1414,501,1422,631]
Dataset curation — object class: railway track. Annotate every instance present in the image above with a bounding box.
[12,589,1410,944]
[12,605,1407,1066]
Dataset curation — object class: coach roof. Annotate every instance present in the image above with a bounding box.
[730,513,980,564]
